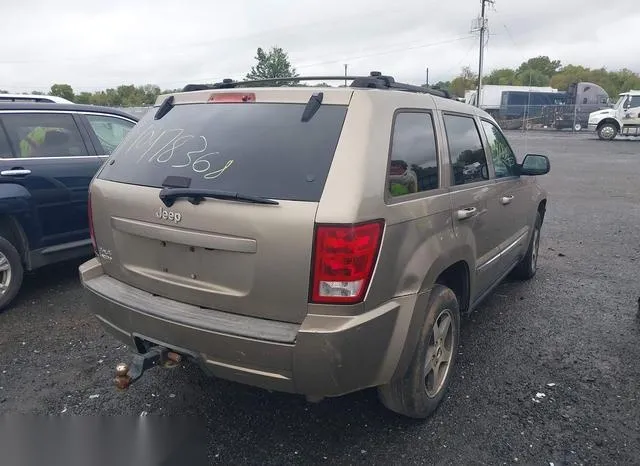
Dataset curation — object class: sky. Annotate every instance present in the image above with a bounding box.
[1,0,638,93]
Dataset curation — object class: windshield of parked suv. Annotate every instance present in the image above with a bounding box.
[98,102,348,202]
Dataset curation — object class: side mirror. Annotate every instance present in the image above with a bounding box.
[481,164,489,180]
[520,154,550,176]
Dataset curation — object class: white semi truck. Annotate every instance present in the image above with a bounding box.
[588,90,640,140]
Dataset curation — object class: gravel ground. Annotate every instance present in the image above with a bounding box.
[1,132,639,465]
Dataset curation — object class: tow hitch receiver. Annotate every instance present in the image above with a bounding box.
[114,346,183,390]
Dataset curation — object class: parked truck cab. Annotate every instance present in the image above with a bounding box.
[589,90,640,140]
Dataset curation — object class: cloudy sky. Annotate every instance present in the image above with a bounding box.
[1,0,638,93]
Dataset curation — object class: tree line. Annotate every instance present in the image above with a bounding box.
[1,49,639,106]
[434,56,640,98]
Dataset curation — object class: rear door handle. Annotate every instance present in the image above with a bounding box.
[1,169,31,176]
[456,207,478,220]
[501,195,514,205]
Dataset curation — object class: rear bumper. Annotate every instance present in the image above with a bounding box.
[80,258,420,397]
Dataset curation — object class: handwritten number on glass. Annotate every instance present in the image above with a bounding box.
[127,125,234,181]
[171,135,205,168]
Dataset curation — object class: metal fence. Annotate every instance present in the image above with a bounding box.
[489,104,601,132]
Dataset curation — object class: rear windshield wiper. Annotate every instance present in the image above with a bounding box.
[159,187,279,207]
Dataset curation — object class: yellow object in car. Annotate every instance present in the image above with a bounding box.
[19,127,48,157]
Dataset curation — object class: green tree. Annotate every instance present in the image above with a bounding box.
[584,67,614,94]
[142,84,161,104]
[49,83,75,102]
[546,64,640,96]
[450,66,477,97]
[75,92,93,104]
[428,80,451,93]
[516,69,551,87]
[516,56,561,77]
[0,90,8,94]
[549,64,590,91]
[103,88,121,106]
[607,68,640,96]
[31,91,45,95]
[485,68,519,85]
[246,46,298,85]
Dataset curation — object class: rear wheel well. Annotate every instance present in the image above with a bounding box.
[537,200,547,223]
[597,119,620,131]
[435,261,470,313]
[0,215,29,266]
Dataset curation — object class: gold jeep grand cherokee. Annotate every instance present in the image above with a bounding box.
[80,72,550,419]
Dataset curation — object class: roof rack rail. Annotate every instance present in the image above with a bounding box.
[181,72,452,99]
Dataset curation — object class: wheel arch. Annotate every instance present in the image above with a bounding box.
[434,260,471,315]
[0,215,30,268]
[537,199,547,223]
[390,255,472,382]
[596,118,621,131]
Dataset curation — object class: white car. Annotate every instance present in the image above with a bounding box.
[0,94,74,104]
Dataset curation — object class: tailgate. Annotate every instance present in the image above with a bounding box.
[91,179,317,324]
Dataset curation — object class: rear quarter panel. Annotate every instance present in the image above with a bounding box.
[315,91,475,310]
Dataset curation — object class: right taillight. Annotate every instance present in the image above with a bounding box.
[310,220,384,304]
[88,190,97,255]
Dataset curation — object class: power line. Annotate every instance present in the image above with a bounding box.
[3,35,476,91]
[298,36,475,69]
[184,35,476,87]
[501,23,520,48]
[441,36,484,78]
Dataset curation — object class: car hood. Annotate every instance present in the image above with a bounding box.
[590,109,615,118]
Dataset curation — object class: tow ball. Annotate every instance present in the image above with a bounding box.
[114,346,183,390]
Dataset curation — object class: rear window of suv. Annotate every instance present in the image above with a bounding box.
[98,102,348,202]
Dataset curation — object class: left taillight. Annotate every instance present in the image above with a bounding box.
[88,190,97,255]
[310,220,384,304]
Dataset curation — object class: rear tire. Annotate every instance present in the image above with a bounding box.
[512,213,542,280]
[0,236,23,311]
[378,285,460,419]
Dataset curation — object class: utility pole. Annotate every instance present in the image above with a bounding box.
[473,0,494,107]
[425,67,429,86]
[344,64,348,87]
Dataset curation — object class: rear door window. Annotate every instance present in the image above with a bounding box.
[1,113,88,158]
[0,124,14,158]
[98,103,348,202]
[85,114,135,155]
[387,112,439,197]
[443,114,490,186]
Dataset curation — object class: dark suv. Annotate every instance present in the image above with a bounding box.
[0,102,137,309]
